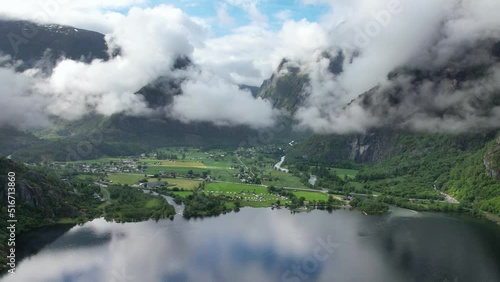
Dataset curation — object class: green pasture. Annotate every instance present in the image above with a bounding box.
[292,191,329,202]
[107,173,145,185]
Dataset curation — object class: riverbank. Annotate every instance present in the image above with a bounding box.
[484,212,500,225]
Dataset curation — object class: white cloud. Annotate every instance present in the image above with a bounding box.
[193,25,275,86]
[292,0,500,133]
[194,18,329,86]
[274,10,292,22]
[1,0,500,133]
[0,0,146,33]
[224,0,267,24]
[35,5,205,120]
[0,4,281,129]
[217,4,236,27]
[0,66,51,128]
[169,70,279,128]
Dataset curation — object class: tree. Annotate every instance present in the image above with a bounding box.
[328,195,334,204]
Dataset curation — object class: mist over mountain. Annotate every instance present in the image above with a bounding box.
[0,0,499,163]
[0,6,277,130]
[268,0,500,134]
[0,0,499,136]
[0,20,110,71]
[268,38,500,134]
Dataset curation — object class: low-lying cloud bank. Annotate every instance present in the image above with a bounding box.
[293,0,500,133]
[0,5,278,129]
[0,0,499,134]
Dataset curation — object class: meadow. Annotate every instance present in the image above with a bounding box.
[203,182,290,207]
[330,168,359,179]
[107,173,145,185]
[142,160,206,168]
[171,191,194,197]
[205,182,268,193]
[166,179,201,190]
[293,191,329,201]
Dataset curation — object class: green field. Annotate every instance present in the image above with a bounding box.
[171,191,194,197]
[204,182,290,207]
[142,159,206,168]
[145,198,162,208]
[205,182,267,193]
[292,191,329,201]
[144,166,203,175]
[242,200,280,208]
[76,174,99,181]
[209,168,239,182]
[264,170,307,188]
[107,173,145,185]
[167,179,201,190]
[348,182,365,190]
[331,168,359,179]
[106,173,201,189]
[66,148,312,189]
[143,166,237,183]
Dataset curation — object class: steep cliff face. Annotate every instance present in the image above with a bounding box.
[484,136,500,179]
[288,130,400,165]
[0,158,79,218]
[16,182,40,207]
[0,158,91,272]
[291,129,496,165]
[258,51,345,114]
[257,59,309,113]
[349,131,404,163]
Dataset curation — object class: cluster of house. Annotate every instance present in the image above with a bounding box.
[134,181,166,189]
[208,153,226,159]
[206,191,289,202]
[234,171,272,183]
[233,172,255,183]
[44,158,145,174]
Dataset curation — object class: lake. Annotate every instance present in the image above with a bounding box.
[2,208,499,282]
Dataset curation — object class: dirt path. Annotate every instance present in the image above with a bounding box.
[434,182,460,204]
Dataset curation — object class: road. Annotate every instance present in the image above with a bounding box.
[267,186,345,201]
[236,155,255,177]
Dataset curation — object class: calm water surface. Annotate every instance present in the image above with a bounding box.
[2,208,499,282]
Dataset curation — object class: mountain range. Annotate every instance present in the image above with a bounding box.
[0,20,289,161]
[0,19,498,215]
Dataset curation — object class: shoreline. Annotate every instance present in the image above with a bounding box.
[484,212,500,225]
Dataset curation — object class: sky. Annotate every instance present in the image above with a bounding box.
[0,0,500,134]
[151,0,331,35]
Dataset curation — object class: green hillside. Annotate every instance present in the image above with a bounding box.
[288,131,500,215]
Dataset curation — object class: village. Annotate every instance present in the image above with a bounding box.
[23,146,345,209]
[32,146,297,188]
